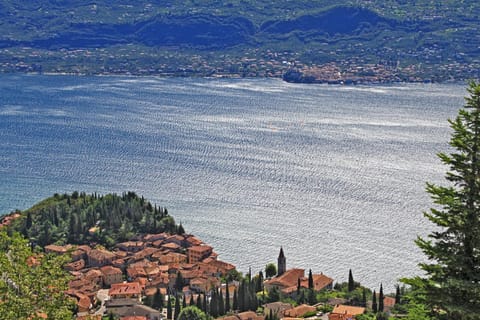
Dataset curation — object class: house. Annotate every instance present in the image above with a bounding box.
[106,300,163,320]
[328,304,365,320]
[187,245,213,263]
[101,265,124,286]
[263,302,292,319]
[264,268,305,294]
[221,311,265,320]
[109,282,142,301]
[116,241,145,253]
[87,249,116,267]
[283,304,316,318]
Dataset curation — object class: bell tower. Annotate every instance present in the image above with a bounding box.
[277,247,286,276]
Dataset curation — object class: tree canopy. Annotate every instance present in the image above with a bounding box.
[0,231,75,319]
[7,191,179,249]
[410,81,480,319]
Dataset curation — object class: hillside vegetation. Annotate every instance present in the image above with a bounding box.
[0,0,479,80]
[5,192,179,248]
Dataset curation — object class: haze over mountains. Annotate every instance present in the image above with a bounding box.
[0,1,479,80]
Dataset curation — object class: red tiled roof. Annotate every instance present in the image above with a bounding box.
[109,282,141,296]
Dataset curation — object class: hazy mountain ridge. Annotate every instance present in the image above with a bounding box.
[0,1,478,80]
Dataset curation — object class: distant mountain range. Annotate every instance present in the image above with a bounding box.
[0,1,479,81]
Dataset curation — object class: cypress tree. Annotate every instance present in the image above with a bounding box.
[218,288,225,316]
[209,289,218,318]
[372,290,377,313]
[167,295,173,320]
[182,294,187,308]
[308,269,314,290]
[196,294,202,311]
[395,285,401,304]
[174,294,181,320]
[225,282,231,312]
[348,269,355,292]
[297,277,301,295]
[408,81,480,318]
[362,288,367,307]
[233,289,238,311]
[189,294,195,307]
[202,294,207,314]
[378,284,384,312]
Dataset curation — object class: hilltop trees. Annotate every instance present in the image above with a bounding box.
[10,192,179,249]
[407,81,480,319]
[0,231,75,319]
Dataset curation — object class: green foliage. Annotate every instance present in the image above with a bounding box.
[10,192,178,249]
[0,231,75,319]
[409,81,480,319]
[177,306,208,320]
[265,263,277,278]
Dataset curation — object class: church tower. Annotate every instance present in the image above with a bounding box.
[277,247,286,276]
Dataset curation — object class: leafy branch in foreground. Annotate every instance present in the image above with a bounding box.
[0,231,75,319]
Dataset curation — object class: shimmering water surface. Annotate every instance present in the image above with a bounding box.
[0,74,466,291]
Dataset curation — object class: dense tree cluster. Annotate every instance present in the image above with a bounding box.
[0,231,75,319]
[8,191,179,248]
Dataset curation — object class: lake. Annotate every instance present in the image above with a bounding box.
[0,74,466,292]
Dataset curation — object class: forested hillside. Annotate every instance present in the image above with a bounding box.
[5,192,179,248]
[0,0,479,80]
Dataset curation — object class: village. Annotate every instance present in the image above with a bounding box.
[42,231,397,320]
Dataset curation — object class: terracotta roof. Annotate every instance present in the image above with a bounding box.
[109,282,142,296]
[284,304,316,318]
[331,304,365,316]
[265,268,304,288]
[188,245,213,253]
[101,265,122,276]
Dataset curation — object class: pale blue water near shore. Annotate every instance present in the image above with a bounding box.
[0,74,466,291]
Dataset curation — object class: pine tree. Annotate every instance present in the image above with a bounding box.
[410,81,480,318]
[378,284,384,312]
[348,269,355,292]
[372,290,377,313]
[308,269,314,290]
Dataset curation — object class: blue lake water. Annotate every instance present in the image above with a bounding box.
[0,74,466,292]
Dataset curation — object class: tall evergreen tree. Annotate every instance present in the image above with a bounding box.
[372,290,377,313]
[297,278,301,295]
[408,81,480,319]
[225,282,231,312]
[232,289,238,311]
[174,294,181,320]
[362,288,367,307]
[202,294,207,314]
[167,295,173,320]
[378,284,384,312]
[218,288,225,316]
[395,285,401,305]
[348,269,355,292]
[196,294,202,311]
[152,289,164,310]
[182,294,187,308]
[308,269,314,290]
